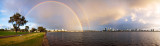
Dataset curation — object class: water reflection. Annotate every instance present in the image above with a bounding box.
[47,32,160,46]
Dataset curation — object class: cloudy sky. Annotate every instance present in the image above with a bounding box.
[0,0,160,30]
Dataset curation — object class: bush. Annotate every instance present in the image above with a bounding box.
[0,29,4,31]
[20,29,25,32]
[31,28,37,32]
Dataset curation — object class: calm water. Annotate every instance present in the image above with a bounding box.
[46,32,160,46]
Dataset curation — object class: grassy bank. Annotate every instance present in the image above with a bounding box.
[0,32,45,46]
[0,31,29,36]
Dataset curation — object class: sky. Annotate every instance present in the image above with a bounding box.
[0,0,160,31]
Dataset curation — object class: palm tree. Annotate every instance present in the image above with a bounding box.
[9,13,28,33]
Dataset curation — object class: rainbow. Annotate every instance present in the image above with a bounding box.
[25,1,83,31]
[75,1,91,30]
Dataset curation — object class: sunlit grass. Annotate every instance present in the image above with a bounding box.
[0,31,29,36]
[0,32,45,46]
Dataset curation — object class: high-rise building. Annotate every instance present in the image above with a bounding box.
[105,28,107,31]
[151,29,154,31]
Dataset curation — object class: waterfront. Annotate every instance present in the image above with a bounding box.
[47,32,160,46]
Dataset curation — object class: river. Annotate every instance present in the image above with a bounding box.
[47,32,160,46]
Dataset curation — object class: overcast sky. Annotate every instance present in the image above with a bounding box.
[0,0,160,30]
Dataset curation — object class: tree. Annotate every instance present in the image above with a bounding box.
[38,27,43,32]
[38,27,46,32]
[31,28,37,32]
[10,28,14,31]
[20,29,25,32]
[8,13,28,33]
[5,28,7,31]
[43,28,47,32]
[25,26,29,32]
[0,29,4,31]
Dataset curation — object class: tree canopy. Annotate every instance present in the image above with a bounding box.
[9,13,28,33]
[25,26,29,32]
[38,27,46,32]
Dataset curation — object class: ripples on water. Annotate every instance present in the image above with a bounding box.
[47,32,160,46]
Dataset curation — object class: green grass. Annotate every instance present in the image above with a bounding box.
[7,33,44,46]
[0,32,45,46]
[0,31,29,36]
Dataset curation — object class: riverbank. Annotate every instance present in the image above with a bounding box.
[42,32,50,46]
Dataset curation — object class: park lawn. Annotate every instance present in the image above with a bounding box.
[0,31,29,36]
[0,32,45,46]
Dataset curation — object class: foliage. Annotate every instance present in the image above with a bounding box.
[25,26,29,32]
[8,13,28,33]
[5,28,8,30]
[0,29,4,31]
[31,28,37,32]
[20,29,25,32]
[38,27,46,32]
[10,28,14,31]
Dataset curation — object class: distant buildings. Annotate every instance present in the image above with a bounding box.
[48,29,67,32]
[105,28,107,31]
[103,27,107,32]
[151,29,154,31]
[103,27,157,32]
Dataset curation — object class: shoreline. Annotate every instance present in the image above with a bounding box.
[42,32,50,46]
[47,31,160,32]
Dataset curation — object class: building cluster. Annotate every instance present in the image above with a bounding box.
[48,29,67,32]
[103,27,156,32]
[103,27,116,32]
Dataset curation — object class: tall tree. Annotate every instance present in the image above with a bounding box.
[38,27,46,32]
[9,13,28,33]
[38,27,43,32]
[31,28,37,32]
[25,26,29,32]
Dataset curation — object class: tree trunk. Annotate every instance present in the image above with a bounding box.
[15,28,17,34]
[17,25,20,33]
